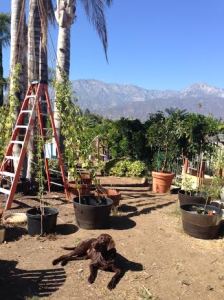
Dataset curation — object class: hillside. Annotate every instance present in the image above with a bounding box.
[72,80,224,120]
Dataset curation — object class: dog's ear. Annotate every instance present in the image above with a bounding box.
[107,238,115,251]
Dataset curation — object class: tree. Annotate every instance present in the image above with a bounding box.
[54,0,113,139]
[0,13,10,106]
[26,0,55,179]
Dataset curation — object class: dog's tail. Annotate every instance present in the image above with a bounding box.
[62,246,76,250]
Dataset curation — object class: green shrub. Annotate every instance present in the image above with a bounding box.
[109,160,146,177]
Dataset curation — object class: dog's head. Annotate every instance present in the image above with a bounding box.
[93,234,115,252]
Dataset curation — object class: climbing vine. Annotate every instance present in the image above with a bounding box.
[6,63,21,140]
[0,64,21,162]
[54,75,90,180]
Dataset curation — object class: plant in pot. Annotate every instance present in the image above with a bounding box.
[180,178,223,239]
[72,164,113,229]
[147,112,182,193]
[178,174,207,206]
[26,133,58,236]
[54,77,113,229]
[211,147,224,201]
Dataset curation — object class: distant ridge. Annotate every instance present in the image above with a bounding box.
[72,80,224,120]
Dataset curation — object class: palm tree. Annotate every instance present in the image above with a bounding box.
[0,13,10,106]
[54,0,113,138]
[26,0,55,179]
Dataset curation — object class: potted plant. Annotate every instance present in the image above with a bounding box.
[147,112,179,193]
[211,148,224,201]
[180,178,223,239]
[26,133,58,236]
[178,175,207,206]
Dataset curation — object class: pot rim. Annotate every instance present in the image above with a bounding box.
[73,195,113,207]
[180,203,222,216]
[26,207,59,217]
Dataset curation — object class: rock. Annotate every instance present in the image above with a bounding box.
[181,280,191,286]
[206,285,214,291]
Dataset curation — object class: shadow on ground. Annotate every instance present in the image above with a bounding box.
[56,224,78,235]
[5,226,27,242]
[105,253,143,289]
[0,259,66,299]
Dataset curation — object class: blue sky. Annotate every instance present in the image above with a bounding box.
[1,0,224,90]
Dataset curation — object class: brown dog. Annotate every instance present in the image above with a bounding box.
[52,233,122,290]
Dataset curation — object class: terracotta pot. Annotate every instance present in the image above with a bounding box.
[68,181,90,199]
[94,188,121,207]
[152,171,175,193]
[80,173,92,185]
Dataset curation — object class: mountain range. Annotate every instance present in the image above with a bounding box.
[72,80,224,120]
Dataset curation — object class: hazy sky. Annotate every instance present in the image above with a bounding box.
[1,0,224,90]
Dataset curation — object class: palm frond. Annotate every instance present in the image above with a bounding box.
[0,13,10,47]
[38,0,55,48]
[80,0,112,61]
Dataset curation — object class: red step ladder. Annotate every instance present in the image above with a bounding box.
[0,82,69,210]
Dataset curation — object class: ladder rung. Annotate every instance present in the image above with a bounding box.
[0,171,15,178]
[21,110,32,114]
[31,81,39,84]
[26,95,36,99]
[5,156,19,160]
[16,125,28,129]
[0,187,10,195]
[10,141,24,145]
[49,169,61,174]
[50,181,63,187]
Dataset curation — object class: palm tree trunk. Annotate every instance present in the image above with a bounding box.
[10,0,28,175]
[54,0,75,140]
[0,41,3,106]
[28,0,41,83]
[55,26,71,139]
[26,0,41,179]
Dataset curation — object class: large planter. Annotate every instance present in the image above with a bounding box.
[178,190,207,206]
[180,204,222,239]
[26,207,58,236]
[152,171,175,193]
[73,195,113,229]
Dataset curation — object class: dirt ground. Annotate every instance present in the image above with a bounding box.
[1,185,224,300]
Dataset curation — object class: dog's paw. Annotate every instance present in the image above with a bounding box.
[107,280,116,290]
[88,276,95,284]
[52,259,59,266]
[61,260,68,266]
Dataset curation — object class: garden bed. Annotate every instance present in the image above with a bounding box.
[97,176,147,186]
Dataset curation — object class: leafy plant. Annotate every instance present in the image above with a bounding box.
[109,160,146,177]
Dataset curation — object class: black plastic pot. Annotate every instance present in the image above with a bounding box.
[178,190,207,206]
[180,204,222,239]
[73,195,113,229]
[26,207,58,236]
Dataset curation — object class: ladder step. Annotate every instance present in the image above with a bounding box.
[10,141,24,145]
[50,181,64,187]
[21,110,32,114]
[0,171,15,178]
[31,80,39,84]
[26,95,36,99]
[5,156,19,160]
[16,125,28,129]
[49,169,61,174]
[0,187,10,195]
